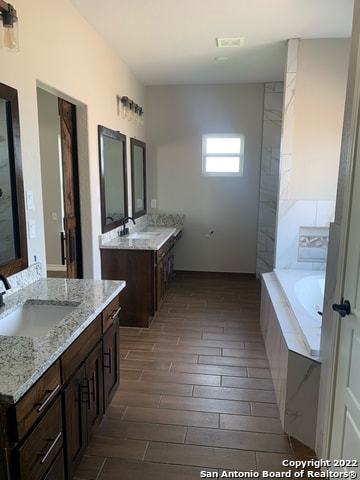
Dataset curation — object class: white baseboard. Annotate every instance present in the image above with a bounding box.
[47,264,66,272]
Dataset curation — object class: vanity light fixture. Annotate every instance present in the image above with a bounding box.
[117,95,144,125]
[0,1,18,51]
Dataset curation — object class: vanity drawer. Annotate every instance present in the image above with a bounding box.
[102,295,120,333]
[61,314,101,383]
[12,360,61,441]
[156,237,174,263]
[17,396,63,480]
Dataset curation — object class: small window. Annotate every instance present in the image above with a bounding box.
[202,134,244,176]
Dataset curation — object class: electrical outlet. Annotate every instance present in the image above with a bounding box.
[151,199,157,209]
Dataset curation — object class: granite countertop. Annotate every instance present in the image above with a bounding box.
[100,225,181,251]
[0,277,125,404]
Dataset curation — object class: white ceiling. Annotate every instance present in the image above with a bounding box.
[71,0,354,86]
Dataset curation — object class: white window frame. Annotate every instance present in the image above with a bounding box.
[202,134,244,177]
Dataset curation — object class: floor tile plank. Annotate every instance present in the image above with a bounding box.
[73,272,316,479]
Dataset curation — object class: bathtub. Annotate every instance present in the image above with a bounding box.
[260,270,322,449]
[274,269,325,356]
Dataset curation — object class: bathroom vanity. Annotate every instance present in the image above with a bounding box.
[100,224,182,327]
[0,276,125,480]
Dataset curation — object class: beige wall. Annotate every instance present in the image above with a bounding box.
[0,0,145,278]
[145,84,264,273]
[291,39,350,200]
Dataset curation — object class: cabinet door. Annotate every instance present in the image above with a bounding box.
[86,343,103,438]
[103,318,120,411]
[63,364,87,479]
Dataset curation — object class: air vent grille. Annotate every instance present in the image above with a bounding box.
[216,37,244,48]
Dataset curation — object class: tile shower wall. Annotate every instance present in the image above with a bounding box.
[256,82,283,276]
[275,39,333,271]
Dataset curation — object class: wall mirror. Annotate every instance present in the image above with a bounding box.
[130,138,146,219]
[0,83,28,276]
[98,125,128,233]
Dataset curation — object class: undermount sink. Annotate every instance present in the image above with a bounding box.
[127,232,161,239]
[0,301,79,337]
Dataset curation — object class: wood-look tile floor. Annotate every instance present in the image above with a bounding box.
[73,272,316,480]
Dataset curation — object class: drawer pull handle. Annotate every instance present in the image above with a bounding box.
[80,379,91,408]
[109,306,121,322]
[40,431,62,464]
[36,384,61,413]
[103,347,112,373]
[90,371,96,402]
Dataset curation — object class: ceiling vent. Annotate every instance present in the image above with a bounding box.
[216,37,244,48]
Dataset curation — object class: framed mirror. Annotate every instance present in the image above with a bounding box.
[130,138,146,219]
[0,83,28,276]
[98,125,128,233]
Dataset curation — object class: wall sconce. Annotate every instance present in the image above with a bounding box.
[0,1,18,51]
[117,95,144,125]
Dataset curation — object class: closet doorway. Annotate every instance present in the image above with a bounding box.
[37,88,83,278]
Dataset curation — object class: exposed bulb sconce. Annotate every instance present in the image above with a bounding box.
[117,95,144,125]
[0,1,18,51]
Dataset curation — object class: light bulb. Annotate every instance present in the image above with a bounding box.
[3,26,16,49]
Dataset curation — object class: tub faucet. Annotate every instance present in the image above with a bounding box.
[0,274,11,308]
[119,216,136,237]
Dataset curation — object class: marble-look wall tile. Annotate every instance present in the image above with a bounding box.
[275,38,334,271]
[256,82,283,276]
[286,39,299,74]
[276,200,334,269]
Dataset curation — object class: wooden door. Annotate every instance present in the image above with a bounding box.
[58,99,81,278]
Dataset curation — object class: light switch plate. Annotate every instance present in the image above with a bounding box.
[26,190,35,210]
[28,219,36,239]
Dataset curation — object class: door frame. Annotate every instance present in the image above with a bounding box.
[317,2,360,459]
[37,84,84,279]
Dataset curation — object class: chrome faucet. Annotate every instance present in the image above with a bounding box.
[0,274,11,307]
[119,216,136,237]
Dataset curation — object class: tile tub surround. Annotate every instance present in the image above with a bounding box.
[0,276,125,404]
[260,272,321,449]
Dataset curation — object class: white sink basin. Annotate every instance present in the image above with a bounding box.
[127,232,161,239]
[0,301,79,337]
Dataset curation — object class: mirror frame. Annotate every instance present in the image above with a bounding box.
[0,83,28,276]
[130,138,146,219]
[98,125,128,233]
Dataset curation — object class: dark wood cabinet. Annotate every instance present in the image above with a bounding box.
[62,363,87,477]
[103,318,120,411]
[0,294,121,480]
[63,342,103,479]
[101,235,176,327]
[16,397,63,480]
[156,237,175,308]
[101,248,154,328]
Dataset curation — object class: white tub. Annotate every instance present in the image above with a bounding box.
[274,269,324,356]
[260,270,322,449]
